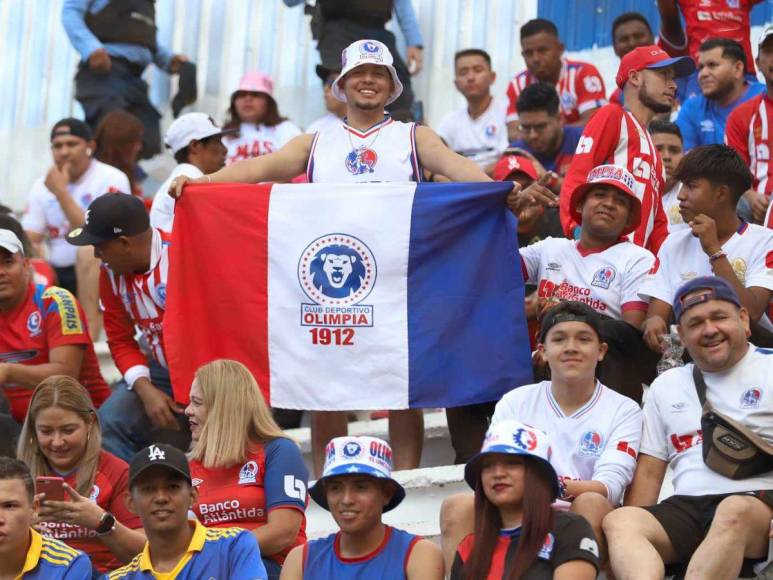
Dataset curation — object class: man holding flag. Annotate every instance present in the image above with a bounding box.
[169,39,550,474]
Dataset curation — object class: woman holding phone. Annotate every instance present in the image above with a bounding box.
[17,375,145,574]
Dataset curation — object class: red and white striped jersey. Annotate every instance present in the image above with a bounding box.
[560,103,669,255]
[725,93,773,198]
[100,228,170,387]
[505,58,607,125]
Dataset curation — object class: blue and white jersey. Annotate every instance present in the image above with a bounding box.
[303,526,420,580]
[306,115,421,183]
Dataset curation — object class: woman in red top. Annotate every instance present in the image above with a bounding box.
[186,359,308,579]
[451,420,600,580]
[17,375,145,573]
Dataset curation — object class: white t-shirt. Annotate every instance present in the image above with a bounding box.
[641,346,773,496]
[436,97,508,169]
[639,223,773,328]
[520,237,655,321]
[662,183,688,232]
[224,121,302,164]
[150,163,203,232]
[22,160,130,267]
[306,113,343,135]
[492,381,642,505]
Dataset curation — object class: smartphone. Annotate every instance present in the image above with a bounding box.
[36,476,65,501]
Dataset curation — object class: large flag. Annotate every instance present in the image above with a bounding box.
[164,182,532,410]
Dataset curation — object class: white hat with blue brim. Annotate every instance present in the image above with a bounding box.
[332,39,404,105]
[309,436,406,512]
[464,420,560,501]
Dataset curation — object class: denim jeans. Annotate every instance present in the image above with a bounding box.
[98,360,190,462]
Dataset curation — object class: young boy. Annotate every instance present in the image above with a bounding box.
[648,119,687,231]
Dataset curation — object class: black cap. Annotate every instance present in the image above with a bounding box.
[316,64,339,83]
[129,444,191,488]
[539,301,604,343]
[66,193,149,246]
[51,118,92,142]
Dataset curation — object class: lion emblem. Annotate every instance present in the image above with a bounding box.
[309,244,366,298]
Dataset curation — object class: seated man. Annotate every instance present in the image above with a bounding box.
[281,436,443,579]
[440,302,642,571]
[108,444,267,579]
[604,277,773,580]
[0,457,91,579]
[521,164,658,401]
[505,18,606,141]
[641,144,773,351]
[508,82,583,190]
[0,229,109,423]
[437,48,508,173]
[67,194,188,461]
[648,119,687,232]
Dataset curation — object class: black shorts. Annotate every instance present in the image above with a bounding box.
[643,491,773,575]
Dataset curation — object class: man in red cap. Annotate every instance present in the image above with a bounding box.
[560,45,694,256]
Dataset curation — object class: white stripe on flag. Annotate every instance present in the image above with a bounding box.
[267,183,417,410]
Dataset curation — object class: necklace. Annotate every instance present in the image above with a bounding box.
[346,117,387,155]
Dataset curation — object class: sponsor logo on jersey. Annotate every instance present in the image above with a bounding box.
[579,431,604,456]
[580,537,600,557]
[342,441,362,459]
[726,0,740,8]
[591,267,616,289]
[546,262,561,272]
[89,485,100,502]
[671,402,688,412]
[27,312,42,337]
[485,124,497,137]
[345,146,378,175]
[155,283,167,307]
[740,387,762,409]
[513,428,538,452]
[298,234,376,329]
[537,533,555,559]
[42,287,83,335]
[238,460,259,485]
[284,475,306,501]
[700,119,715,133]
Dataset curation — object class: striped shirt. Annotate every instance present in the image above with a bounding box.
[100,228,170,388]
[725,93,773,198]
[505,58,607,125]
[560,102,669,255]
[19,529,92,579]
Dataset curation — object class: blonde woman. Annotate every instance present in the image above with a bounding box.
[17,375,145,574]
[186,359,309,580]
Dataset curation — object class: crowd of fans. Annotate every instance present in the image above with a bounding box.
[0,1,772,579]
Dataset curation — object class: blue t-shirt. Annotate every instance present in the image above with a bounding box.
[303,526,420,580]
[19,530,92,579]
[676,82,766,150]
[105,523,267,580]
[510,125,583,176]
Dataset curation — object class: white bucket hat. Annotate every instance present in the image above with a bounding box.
[332,39,404,105]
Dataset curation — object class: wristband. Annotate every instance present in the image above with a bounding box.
[95,511,116,536]
[708,249,726,262]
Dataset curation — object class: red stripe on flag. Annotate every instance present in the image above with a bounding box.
[164,183,272,404]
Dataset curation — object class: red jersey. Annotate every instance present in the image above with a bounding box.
[0,283,108,421]
[659,0,761,75]
[560,102,669,255]
[30,259,57,287]
[506,58,607,125]
[190,439,308,564]
[725,93,773,197]
[100,228,169,390]
[39,451,141,573]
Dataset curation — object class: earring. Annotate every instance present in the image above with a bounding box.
[86,148,93,156]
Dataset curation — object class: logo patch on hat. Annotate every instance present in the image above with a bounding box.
[342,441,362,459]
[148,445,165,461]
[68,228,83,239]
[513,428,538,452]
[360,41,382,56]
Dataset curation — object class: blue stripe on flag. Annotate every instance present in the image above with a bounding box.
[406,182,533,407]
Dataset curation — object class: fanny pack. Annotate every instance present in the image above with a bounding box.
[693,366,773,479]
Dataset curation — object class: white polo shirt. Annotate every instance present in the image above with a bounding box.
[436,97,508,169]
[492,381,642,505]
[641,346,773,495]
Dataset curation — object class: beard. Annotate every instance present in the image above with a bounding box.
[639,81,673,114]
[701,76,735,101]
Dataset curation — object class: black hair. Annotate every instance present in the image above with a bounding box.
[647,119,683,141]
[673,144,752,203]
[454,48,492,67]
[699,37,747,68]
[520,18,559,41]
[173,134,221,165]
[0,214,33,256]
[0,457,34,502]
[539,301,604,343]
[516,83,560,116]
[612,12,653,38]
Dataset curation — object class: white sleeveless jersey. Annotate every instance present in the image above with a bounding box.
[306,116,422,183]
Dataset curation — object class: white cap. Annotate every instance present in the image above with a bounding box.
[0,229,23,255]
[332,40,404,105]
[759,24,773,47]
[164,113,233,155]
